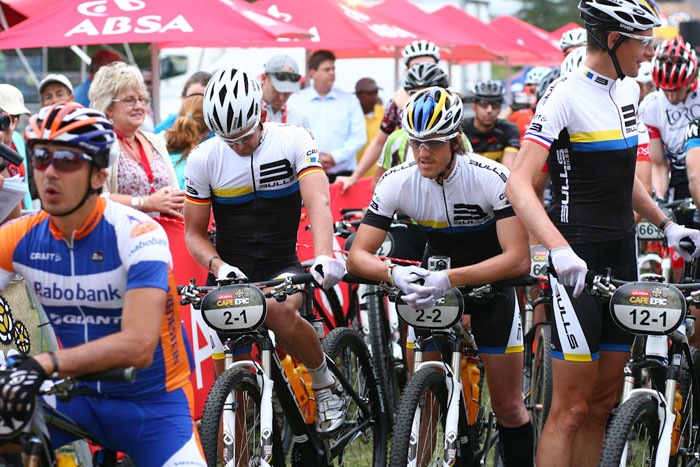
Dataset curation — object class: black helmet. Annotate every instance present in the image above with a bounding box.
[404,63,449,91]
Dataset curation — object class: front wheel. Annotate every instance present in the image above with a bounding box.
[530,324,552,440]
[199,368,284,467]
[599,396,661,466]
[322,327,388,466]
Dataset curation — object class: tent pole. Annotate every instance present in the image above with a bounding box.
[151,42,160,124]
[80,45,88,82]
[304,49,311,89]
[504,57,511,106]
[0,7,38,88]
[123,43,136,66]
[394,47,400,90]
[448,59,453,83]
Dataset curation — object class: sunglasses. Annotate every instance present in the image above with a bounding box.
[220,121,260,145]
[475,100,502,109]
[113,96,150,107]
[30,147,93,172]
[617,31,655,48]
[408,133,458,152]
[270,72,301,83]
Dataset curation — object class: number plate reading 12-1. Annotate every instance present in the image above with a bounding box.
[395,288,464,330]
[609,282,686,336]
[636,221,665,241]
[200,284,267,334]
[530,245,547,277]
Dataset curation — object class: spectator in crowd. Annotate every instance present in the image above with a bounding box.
[0,84,32,211]
[288,50,366,182]
[73,48,124,107]
[261,54,309,127]
[165,94,208,189]
[140,70,155,132]
[39,74,74,107]
[154,71,211,134]
[89,62,184,217]
[353,77,384,177]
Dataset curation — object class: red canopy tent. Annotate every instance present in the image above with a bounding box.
[551,22,584,41]
[489,15,562,66]
[432,6,539,65]
[1,0,42,19]
[368,0,496,63]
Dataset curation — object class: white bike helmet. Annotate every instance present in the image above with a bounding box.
[636,61,653,84]
[402,40,440,66]
[579,0,661,33]
[559,27,587,52]
[561,46,587,75]
[525,67,552,85]
[203,66,262,140]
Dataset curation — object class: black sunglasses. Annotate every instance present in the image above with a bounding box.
[271,72,301,83]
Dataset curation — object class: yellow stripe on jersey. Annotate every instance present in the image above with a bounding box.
[480,151,503,160]
[298,167,325,181]
[212,186,253,198]
[569,129,623,143]
[414,219,450,229]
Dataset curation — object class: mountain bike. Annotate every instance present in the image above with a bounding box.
[0,366,135,467]
[178,273,387,467]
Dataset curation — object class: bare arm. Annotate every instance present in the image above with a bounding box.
[346,223,392,281]
[33,287,166,377]
[300,171,334,257]
[505,140,569,250]
[631,173,667,227]
[501,148,518,169]
[649,138,668,198]
[338,131,390,194]
[184,201,220,274]
[447,215,530,286]
[686,147,700,209]
[371,166,388,192]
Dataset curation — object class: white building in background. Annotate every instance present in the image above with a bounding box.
[157,0,514,119]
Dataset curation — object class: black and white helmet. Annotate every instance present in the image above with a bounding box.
[472,80,506,100]
[559,27,587,51]
[402,40,440,66]
[404,63,449,91]
[203,66,262,140]
[560,46,587,75]
[579,0,661,32]
[536,68,562,102]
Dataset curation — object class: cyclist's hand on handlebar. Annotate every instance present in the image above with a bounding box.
[402,270,451,309]
[549,246,588,298]
[311,255,345,289]
[0,354,47,422]
[392,265,432,294]
[217,263,247,282]
[665,223,700,261]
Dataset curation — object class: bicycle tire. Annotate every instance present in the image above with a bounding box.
[599,396,661,467]
[670,346,700,467]
[199,368,284,467]
[367,285,400,419]
[322,327,388,466]
[530,324,552,438]
[322,286,347,329]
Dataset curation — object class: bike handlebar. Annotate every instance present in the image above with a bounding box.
[77,367,136,383]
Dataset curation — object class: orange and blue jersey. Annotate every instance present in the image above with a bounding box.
[0,197,192,399]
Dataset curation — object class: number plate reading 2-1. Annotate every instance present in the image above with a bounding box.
[395,288,464,330]
[609,282,686,336]
[636,221,665,241]
[200,284,267,334]
[530,245,547,277]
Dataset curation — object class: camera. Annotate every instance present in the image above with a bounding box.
[0,114,10,132]
[428,255,451,271]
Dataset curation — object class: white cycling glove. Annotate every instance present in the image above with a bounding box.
[549,246,588,298]
[665,223,700,262]
[311,255,345,289]
[402,270,451,310]
[217,263,247,282]
[391,265,432,295]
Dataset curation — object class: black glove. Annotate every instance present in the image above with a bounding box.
[0,355,47,425]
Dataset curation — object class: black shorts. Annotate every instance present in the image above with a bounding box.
[549,237,637,362]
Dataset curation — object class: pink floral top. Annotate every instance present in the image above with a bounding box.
[116,147,170,197]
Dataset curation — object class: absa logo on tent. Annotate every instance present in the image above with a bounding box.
[65,0,193,37]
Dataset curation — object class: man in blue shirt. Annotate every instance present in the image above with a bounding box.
[288,50,366,182]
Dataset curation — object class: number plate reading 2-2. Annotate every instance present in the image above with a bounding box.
[200,284,267,334]
[609,282,686,336]
[395,288,464,330]
[636,221,665,241]
[530,245,547,277]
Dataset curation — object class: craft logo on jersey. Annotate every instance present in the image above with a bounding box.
[29,252,61,262]
[68,0,193,37]
[306,149,319,165]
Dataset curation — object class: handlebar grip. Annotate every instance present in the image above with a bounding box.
[78,367,136,383]
[585,270,599,286]
[680,239,697,254]
[291,273,316,285]
[342,273,381,285]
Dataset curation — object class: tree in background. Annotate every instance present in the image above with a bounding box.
[518,0,581,31]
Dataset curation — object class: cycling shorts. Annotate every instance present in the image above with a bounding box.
[406,287,524,355]
[549,237,637,362]
[45,385,205,466]
[205,262,305,359]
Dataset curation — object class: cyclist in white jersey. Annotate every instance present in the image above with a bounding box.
[506,1,700,466]
[347,87,534,466]
[184,67,347,435]
[640,37,700,201]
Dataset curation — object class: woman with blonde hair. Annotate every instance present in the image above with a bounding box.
[89,62,185,217]
[165,94,209,189]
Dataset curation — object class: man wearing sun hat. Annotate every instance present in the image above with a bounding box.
[0,84,33,212]
[261,54,310,127]
[38,73,74,107]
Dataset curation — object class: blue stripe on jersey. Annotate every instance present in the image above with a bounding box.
[686,138,700,152]
[599,343,633,352]
[571,135,638,152]
[127,261,169,291]
[212,192,256,205]
[256,181,300,199]
[418,217,496,233]
[212,182,300,205]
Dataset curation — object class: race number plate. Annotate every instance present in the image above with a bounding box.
[396,288,464,330]
[200,284,267,334]
[530,245,547,277]
[636,221,665,241]
[609,282,686,336]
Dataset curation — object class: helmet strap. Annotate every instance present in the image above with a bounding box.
[48,167,99,218]
[589,30,627,79]
[436,150,456,186]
